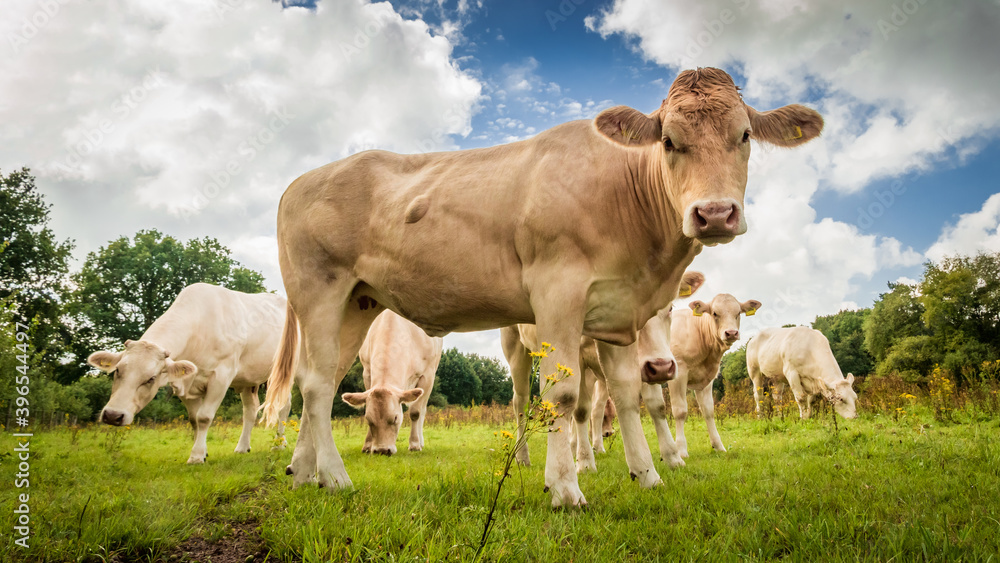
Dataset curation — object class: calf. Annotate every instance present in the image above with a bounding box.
[667,294,761,457]
[746,326,858,419]
[88,283,291,463]
[342,310,442,456]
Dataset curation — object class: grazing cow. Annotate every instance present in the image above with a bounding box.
[504,270,704,488]
[341,310,442,456]
[746,326,858,419]
[667,294,761,457]
[89,283,291,463]
[262,67,823,506]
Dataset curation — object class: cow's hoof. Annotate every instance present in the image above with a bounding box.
[712,444,728,453]
[515,450,530,467]
[186,457,206,464]
[271,444,287,451]
[285,465,294,476]
[678,449,689,459]
[663,454,686,469]
[632,468,662,489]
[576,458,597,474]
[316,470,353,491]
[409,444,423,452]
[234,447,251,454]
[548,482,587,509]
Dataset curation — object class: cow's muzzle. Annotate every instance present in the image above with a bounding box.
[641,359,676,384]
[371,447,395,457]
[685,200,746,244]
[101,409,126,426]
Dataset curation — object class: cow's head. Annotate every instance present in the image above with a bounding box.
[830,373,858,419]
[689,294,761,348]
[594,67,823,246]
[342,386,424,456]
[88,340,197,426]
[637,270,706,384]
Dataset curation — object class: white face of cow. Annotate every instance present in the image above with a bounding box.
[689,294,762,348]
[593,67,824,247]
[833,373,858,419]
[88,340,197,426]
[637,271,706,384]
[342,386,424,456]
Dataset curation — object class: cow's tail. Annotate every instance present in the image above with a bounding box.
[262,303,299,427]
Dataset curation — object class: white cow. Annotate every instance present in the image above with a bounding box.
[666,293,761,457]
[342,310,442,456]
[88,283,292,463]
[504,271,704,488]
[746,326,858,419]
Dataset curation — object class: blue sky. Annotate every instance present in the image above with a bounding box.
[2,0,998,358]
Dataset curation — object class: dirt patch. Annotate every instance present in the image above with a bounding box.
[169,520,273,563]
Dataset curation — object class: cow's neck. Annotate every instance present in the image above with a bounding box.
[139,313,191,360]
[696,316,730,359]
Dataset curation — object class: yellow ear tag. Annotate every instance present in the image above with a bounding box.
[692,309,703,317]
[679,286,691,297]
[101,361,110,367]
[746,308,756,316]
[787,125,803,141]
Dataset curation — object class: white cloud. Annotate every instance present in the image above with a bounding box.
[1,0,482,283]
[926,193,1000,262]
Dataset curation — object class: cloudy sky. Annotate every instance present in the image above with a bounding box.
[2,0,999,359]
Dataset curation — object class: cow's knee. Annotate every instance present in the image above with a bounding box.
[409,410,421,422]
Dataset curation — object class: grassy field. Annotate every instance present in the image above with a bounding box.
[3,402,1000,562]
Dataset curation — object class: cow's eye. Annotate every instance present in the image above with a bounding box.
[742,129,751,143]
[145,377,156,386]
[663,137,675,151]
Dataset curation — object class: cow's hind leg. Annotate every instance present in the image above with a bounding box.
[501,327,533,467]
[295,281,382,490]
[590,378,611,454]
[667,377,690,458]
[235,386,260,453]
[695,383,726,452]
[641,383,684,468]
[287,397,316,485]
[573,367,597,473]
[272,391,292,451]
[408,384,431,451]
[598,341,661,490]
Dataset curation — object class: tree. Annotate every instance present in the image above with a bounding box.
[434,348,482,406]
[812,309,875,376]
[864,282,925,363]
[66,229,268,377]
[875,335,943,383]
[468,353,512,405]
[0,168,75,371]
[720,343,748,383]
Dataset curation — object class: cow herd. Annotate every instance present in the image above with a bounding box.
[87,67,859,508]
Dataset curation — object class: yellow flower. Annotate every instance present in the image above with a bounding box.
[556,363,574,376]
[501,430,513,439]
[530,350,548,358]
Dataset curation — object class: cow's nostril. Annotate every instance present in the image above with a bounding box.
[102,410,125,426]
[694,209,709,227]
[725,205,739,228]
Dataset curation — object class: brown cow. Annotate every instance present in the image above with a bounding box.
[262,67,823,507]
[342,310,442,455]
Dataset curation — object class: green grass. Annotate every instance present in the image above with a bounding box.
[3,409,1000,562]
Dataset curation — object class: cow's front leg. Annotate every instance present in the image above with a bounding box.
[590,378,611,453]
[787,372,810,419]
[186,377,228,464]
[598,341,661,490]
[272,392,291,451]
[235,386,260,453]
[641,383,684,468]
[573,367,597,473]
[695,383,726,452]
[667,378,690,458]
[534,310,587,508]
[408,392,430,451]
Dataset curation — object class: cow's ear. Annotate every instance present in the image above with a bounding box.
[747,104,823,148]
[399,388,424,404]
[164,358,198,397]
[741,300,762,316]
[679,271,705,298]
[690,300,709,317]
[846,373,855,386]
[594,106,662,146]
[341,391,370,408]
[88,351,123,373]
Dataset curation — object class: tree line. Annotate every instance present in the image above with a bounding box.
[720,254,1000,387]
[1,168,512,426]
